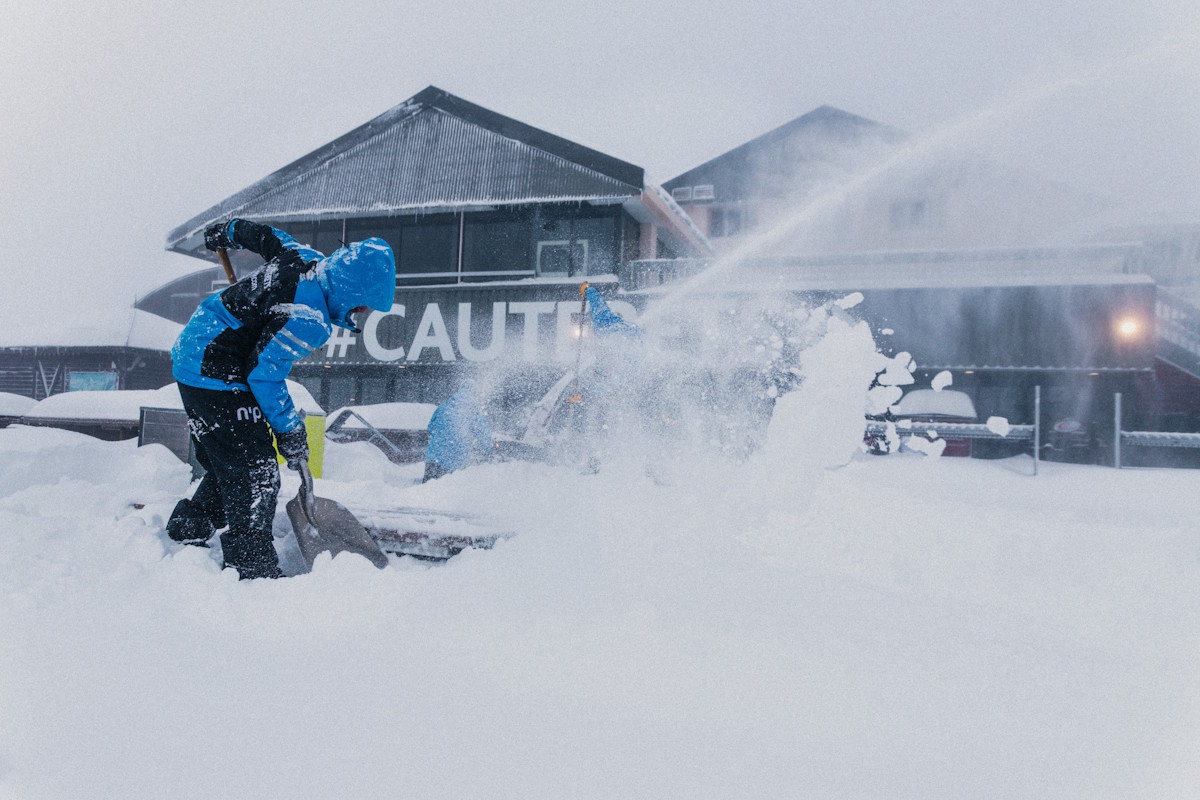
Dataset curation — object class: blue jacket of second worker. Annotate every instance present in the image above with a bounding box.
[171,220,395,434]
[583,285,642,398]
[424,380,494,472]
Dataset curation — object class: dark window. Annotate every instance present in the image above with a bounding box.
[462,210,532,275]
[536,241,588,276]
[326,377,356,412]
[709,207,743,238]
[314,219,345,256]
[531,205,619,277]
[271,221,315,246]
[399,215,459,275]
[360,377,388,405]
[347,216,402,258]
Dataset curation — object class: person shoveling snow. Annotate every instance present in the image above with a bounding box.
[166,219,396,579]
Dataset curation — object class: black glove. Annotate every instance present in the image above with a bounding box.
[204,220,237,251]
[275,425,309,470]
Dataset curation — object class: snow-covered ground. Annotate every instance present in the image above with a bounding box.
[3,315,1200,799]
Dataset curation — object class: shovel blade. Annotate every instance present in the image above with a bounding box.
[286,493,389,572]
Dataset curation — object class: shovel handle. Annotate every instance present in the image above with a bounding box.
[217,247,236,285]
[297,461,317,525]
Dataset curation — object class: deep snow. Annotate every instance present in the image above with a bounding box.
[2,313,1200,799]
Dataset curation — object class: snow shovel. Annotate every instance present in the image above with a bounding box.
[286,462,389,572]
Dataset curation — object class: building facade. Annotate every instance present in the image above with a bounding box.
[142,86,709,414]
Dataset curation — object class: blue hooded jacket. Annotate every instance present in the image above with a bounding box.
[583,285,641,399]
[424,380,494,472]
[172,220,395,434]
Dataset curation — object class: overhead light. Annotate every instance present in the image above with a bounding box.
[1115,316,1143,340]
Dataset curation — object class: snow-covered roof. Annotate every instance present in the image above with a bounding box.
[23,380,321,423]
[0,309,181,351]
[126,309,183,351]
[167,86,646,259]
[663,105,906,203]
[25,385,182,421]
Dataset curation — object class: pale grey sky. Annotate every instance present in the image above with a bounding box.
[1,0,1197,336]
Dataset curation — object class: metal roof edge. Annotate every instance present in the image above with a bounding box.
[663,105,906,190]
[167,86,645,253]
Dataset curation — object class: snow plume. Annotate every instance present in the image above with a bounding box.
[539,290,888,534]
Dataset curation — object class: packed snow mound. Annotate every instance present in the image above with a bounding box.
[0,391,36,417]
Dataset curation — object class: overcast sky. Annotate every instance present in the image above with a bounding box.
[1,0,1197,339]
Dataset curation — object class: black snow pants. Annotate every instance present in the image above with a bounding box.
[167,382,282,579]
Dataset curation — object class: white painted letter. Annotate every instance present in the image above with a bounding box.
[363,306,406,362]
[458,302,507,362]
[508,301,557,362]
[408,303,456,362]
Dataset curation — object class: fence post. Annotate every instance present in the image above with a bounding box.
[1114,392,1122,469]
[1033,385,1041,476]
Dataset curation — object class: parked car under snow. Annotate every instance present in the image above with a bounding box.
[865,388,978,457]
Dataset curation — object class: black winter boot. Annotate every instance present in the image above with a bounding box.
[166,499,216,546]
[219,530,283,580]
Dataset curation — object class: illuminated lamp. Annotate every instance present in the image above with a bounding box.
[1115,316,1142,340]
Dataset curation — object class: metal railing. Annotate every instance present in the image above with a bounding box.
[1155,289,1200,378]
[863,420,1036,441]
[1114,391,1200,468]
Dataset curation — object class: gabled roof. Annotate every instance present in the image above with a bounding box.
[167,86,646,256]
[663,105,906,203]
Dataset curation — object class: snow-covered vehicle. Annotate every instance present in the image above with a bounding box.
[865,388,978,457]
[0,392,36,429]
[324,402,437,464]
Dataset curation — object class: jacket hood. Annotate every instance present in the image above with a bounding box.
[320,238,396,331]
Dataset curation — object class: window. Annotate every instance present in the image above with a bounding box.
[531,206,619,277]
[68,371,118,391]
[462,211,533,275]
[326,377,356,412]
[360,377,388,405]
[399,215,459,275]
[314,219,345,255]
[536,240,589,276]
[347,217,402,261]
[273,221,315,246]
[709,207,743,238]
[692,184,715,201]
[671,187,693,202]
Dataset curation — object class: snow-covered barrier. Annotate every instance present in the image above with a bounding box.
[863,419,1036,442]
